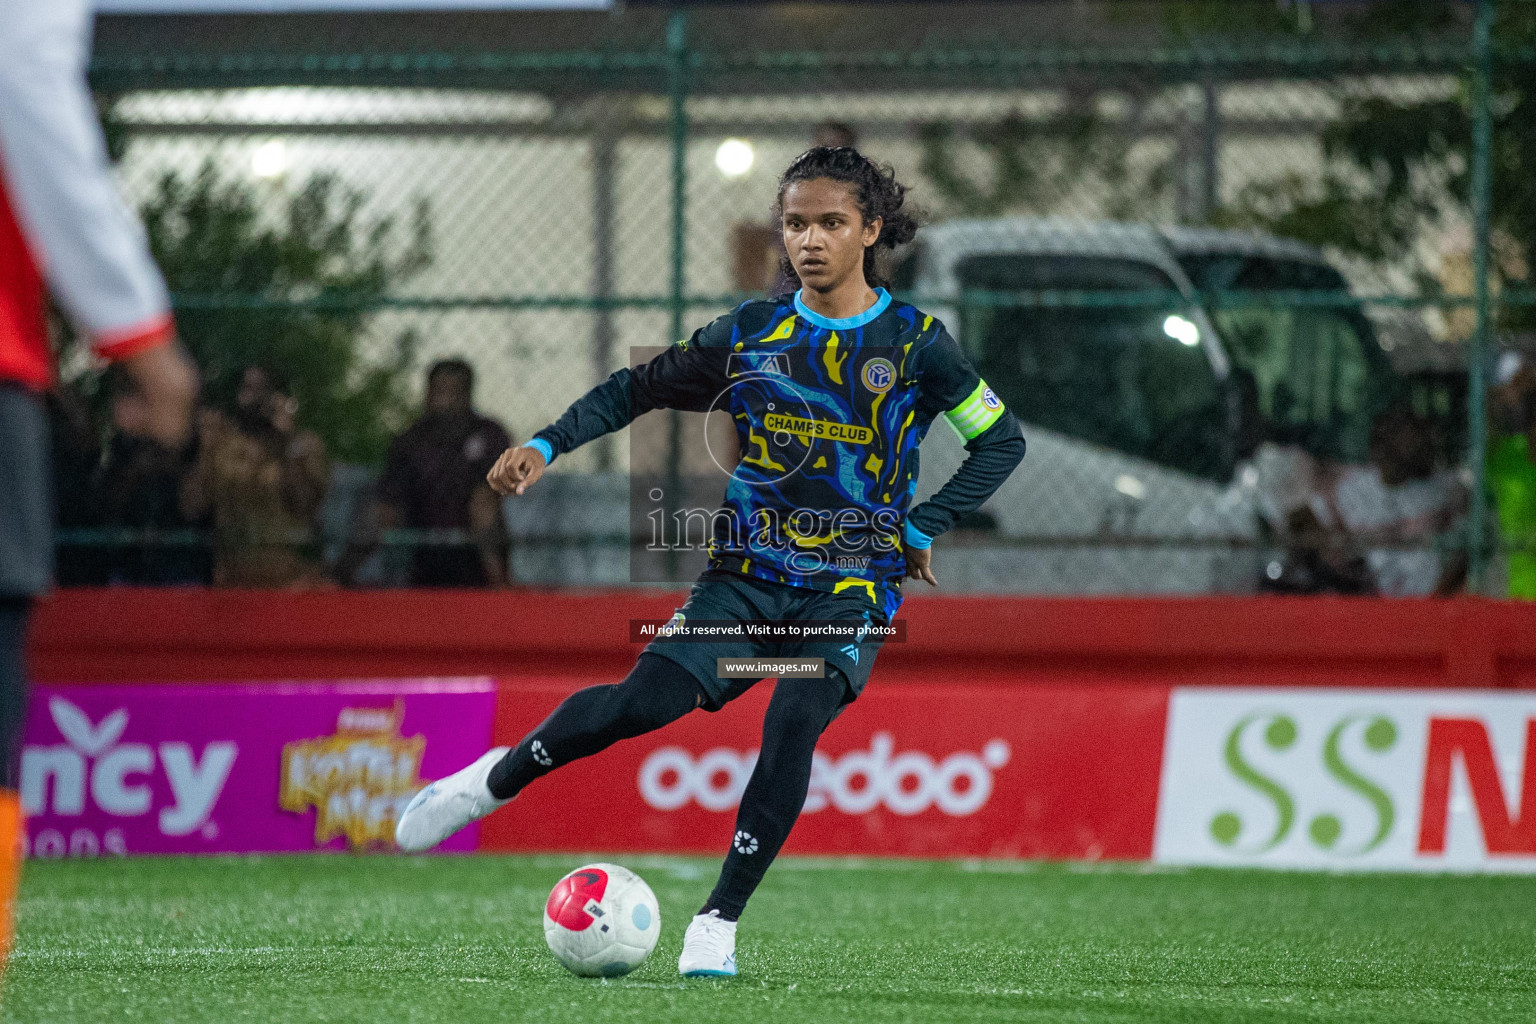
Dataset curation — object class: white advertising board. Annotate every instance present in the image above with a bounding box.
[1154,688,1536,872]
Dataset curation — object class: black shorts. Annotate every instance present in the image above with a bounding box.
[0,384,51,598]
[643,566,890,711]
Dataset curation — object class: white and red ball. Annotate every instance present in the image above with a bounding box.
[542,863,660,977]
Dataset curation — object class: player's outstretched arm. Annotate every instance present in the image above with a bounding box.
[488,315,733,496]
[487,444,548,497]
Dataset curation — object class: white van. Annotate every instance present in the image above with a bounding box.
[898,218,1399,594]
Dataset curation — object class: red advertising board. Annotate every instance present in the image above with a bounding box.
[23,590,1536,869]
[482,678,1170,860]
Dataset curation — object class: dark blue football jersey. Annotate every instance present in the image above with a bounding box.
[528,288,1025,621]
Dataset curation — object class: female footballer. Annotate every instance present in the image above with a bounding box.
[396,146,1025,977]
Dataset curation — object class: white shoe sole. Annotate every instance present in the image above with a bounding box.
[680,967,736,978]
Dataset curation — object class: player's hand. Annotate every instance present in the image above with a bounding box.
[118,341,198,450]
[488,445,547,496]
[905,545,938,587]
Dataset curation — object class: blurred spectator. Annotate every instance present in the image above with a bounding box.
[1262,503,1374,595]
[180,366,329,588]
[1331,406,1467,596]
[368,359,513,588]
[1255,406,1466,595]
[1489,354,1536,598]
[96,366,211,585]
[1252,442,1372,594]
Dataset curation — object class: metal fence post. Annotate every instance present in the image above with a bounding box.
[665,7,689,581]
[591,98,618,473]
[1468,0,1495,592]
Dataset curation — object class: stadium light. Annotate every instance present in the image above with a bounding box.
[252,140,288,179]
[715,139,755,179]
[1114,474,1147,500]
[1162,314,1201,347]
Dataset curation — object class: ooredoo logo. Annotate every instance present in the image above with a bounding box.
[637,732,1010,817]
[20,697,238,856]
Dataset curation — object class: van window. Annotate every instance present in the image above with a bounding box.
[957,254,1228,480]
[1176,254,1393,462]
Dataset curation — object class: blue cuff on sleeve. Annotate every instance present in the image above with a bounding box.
[526,437,554,465]
[904,519,933,550]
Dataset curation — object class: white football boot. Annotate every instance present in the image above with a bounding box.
[394,746,511,852]
[678,909,738,977]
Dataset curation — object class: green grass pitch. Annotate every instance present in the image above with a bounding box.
[5,855,1533,1023]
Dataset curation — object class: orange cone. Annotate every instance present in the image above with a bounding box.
[0,790,21,977]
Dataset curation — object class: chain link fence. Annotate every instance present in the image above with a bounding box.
[55,0,1536,596]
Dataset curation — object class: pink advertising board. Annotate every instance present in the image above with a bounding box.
[20,679,496,858]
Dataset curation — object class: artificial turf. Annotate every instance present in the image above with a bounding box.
[3,854,1532,1024]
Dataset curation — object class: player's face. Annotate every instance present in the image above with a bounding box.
[780,179,882,294]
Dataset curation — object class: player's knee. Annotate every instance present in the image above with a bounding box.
[614,654,703,731]
[823,667,855,725]
[811,668,853,728]
[761,674,846,756]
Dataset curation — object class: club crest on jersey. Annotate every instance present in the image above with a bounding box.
[982,386,1002,409]
[861,358,896,394]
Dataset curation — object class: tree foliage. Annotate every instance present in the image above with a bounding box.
[1215,2,1534,326]
[918,104,1174,222]
[139,161,433,465]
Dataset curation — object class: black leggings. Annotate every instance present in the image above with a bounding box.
[0,598,30,792]
[487,651,848,920]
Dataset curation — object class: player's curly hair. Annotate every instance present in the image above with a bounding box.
[774,146,920,290]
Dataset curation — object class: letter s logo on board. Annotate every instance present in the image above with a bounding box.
[1208,712,1397,857]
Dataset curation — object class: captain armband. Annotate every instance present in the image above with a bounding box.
[943,380,1006,440]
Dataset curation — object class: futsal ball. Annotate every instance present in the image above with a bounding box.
[543,863,660,977]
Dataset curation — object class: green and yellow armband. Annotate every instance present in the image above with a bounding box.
[943,379,1006,440]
